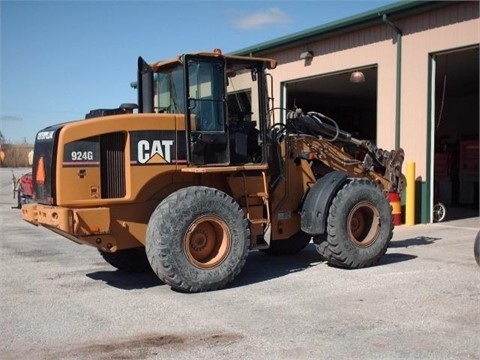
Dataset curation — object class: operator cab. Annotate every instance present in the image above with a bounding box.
[140,49,276,166]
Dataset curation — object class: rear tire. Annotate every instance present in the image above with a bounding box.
[262,231,311,255]
[99,248,152,273]
[146,186,250,292]
[315,180,393,268]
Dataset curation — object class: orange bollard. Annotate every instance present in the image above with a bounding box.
[388,192,402,226]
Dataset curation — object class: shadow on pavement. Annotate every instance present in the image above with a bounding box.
[86,269,164,290]
[230,242,418,287]
[87,245,323,291]
[390,236,441,248]
[85,241,419,291]
[229,244,322,289]
[378,253,417,266]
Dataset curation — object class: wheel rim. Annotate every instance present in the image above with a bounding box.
[347,201,381,247]
[433,203,446,222]
[184,215,232,269]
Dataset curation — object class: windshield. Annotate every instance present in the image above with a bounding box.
[155,65,184,113]
[186,58,225,132]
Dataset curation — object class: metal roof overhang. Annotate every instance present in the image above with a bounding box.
[230,1,453,57]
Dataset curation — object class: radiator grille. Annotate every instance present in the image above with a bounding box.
[100,132,126,198]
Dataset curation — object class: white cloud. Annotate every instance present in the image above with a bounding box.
[232,8,292,30]
[0,116,23,122]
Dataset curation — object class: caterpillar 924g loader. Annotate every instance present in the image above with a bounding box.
[21,49,405,292]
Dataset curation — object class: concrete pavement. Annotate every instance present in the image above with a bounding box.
[1,168,478,359]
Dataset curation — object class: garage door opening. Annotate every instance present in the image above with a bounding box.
[433,46,479,221]
[285,67,378,144]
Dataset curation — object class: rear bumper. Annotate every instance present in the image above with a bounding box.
[21,203,73,230]
[21,203,118,250]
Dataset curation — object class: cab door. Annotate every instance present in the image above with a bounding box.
[185,55,229,165]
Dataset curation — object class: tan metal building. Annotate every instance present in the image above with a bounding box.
[232,0,479,223]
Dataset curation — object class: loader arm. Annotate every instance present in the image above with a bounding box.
[284,109,406,194]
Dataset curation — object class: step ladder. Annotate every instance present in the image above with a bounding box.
[242,171,271,249]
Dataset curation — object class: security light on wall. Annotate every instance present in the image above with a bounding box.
[299,51,314,60]
[350,70,365,83]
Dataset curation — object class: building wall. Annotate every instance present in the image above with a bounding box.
[257,1,479,222]
[400,1,479,221]
[268,2,479,176]
[400,1,479,178]
[269,24,399,150]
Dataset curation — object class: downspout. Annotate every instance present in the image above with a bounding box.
[381,14,403,149]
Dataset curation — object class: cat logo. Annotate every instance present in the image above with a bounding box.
[138,140,174,164]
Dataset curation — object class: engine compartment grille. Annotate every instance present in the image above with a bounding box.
[100,132,126,198]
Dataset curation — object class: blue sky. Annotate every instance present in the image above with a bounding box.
[1,0,397,144]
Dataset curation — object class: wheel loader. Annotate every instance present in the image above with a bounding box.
[21,49,405,292]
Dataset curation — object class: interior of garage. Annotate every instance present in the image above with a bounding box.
[285,67,378,146]
[285,50,479,222]
[433,46,479,220]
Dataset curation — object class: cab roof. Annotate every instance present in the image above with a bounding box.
[150,49,277,72]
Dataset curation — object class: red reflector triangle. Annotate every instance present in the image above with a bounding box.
[36,157,46,185]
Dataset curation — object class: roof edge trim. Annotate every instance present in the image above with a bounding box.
[230,1,450,56]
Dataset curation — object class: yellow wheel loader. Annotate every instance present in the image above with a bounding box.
[21,49,405,292]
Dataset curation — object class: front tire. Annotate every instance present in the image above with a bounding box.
[315,180,393,268]
[146,186,250,292]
